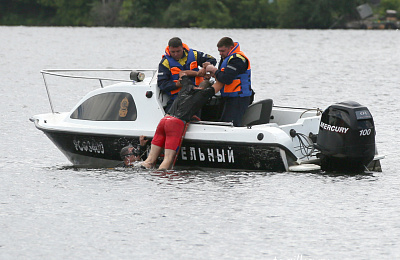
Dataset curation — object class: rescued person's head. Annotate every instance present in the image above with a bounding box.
[198,80,212,89]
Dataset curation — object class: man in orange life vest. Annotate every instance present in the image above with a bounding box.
[206,37,253,127]
[158,37,217,112]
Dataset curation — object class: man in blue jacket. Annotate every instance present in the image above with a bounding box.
[207,37,253,127]
[158,37,217,112]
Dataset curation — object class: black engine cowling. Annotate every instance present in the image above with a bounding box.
[316,101,376,172]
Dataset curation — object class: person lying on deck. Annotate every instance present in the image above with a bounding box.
[141,70,224,170]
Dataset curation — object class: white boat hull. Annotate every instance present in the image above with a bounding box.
[31,69,383,172]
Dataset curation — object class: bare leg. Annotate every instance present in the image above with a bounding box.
[158,148,177,170]
[142,144,163,169]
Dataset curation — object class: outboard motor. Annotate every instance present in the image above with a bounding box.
[316,101,375,172]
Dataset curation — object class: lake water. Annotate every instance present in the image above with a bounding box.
[1,26,400,259]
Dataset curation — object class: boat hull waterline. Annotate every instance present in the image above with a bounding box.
[42,130,289,171]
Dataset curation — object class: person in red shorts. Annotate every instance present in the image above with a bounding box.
[142,69,224,170]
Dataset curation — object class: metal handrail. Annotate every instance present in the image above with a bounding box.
[273,105,322,117]
[40,69,157,113]
[40,69,157,83]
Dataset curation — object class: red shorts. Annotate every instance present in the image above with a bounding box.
[152,116,186,151]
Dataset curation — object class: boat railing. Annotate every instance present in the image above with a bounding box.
[273,105,323,117]
[40,69,157,113]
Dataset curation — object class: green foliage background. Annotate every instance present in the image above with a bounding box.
[1,0,399,28]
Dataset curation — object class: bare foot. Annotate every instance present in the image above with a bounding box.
[141,161,154,169]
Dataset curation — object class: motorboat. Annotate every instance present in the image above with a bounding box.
[30,69,383,172]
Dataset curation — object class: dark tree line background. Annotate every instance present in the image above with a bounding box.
[1,0,399,29]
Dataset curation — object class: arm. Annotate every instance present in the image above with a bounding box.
[139,135,149,160]
[157,61,180,92]
[197,50,217,66]
[179,70,223,93]
[179,70,199,78]
[139,135,149,147]
[211,81,224,94]
[196,51,217,78]
[207,56,248,85]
